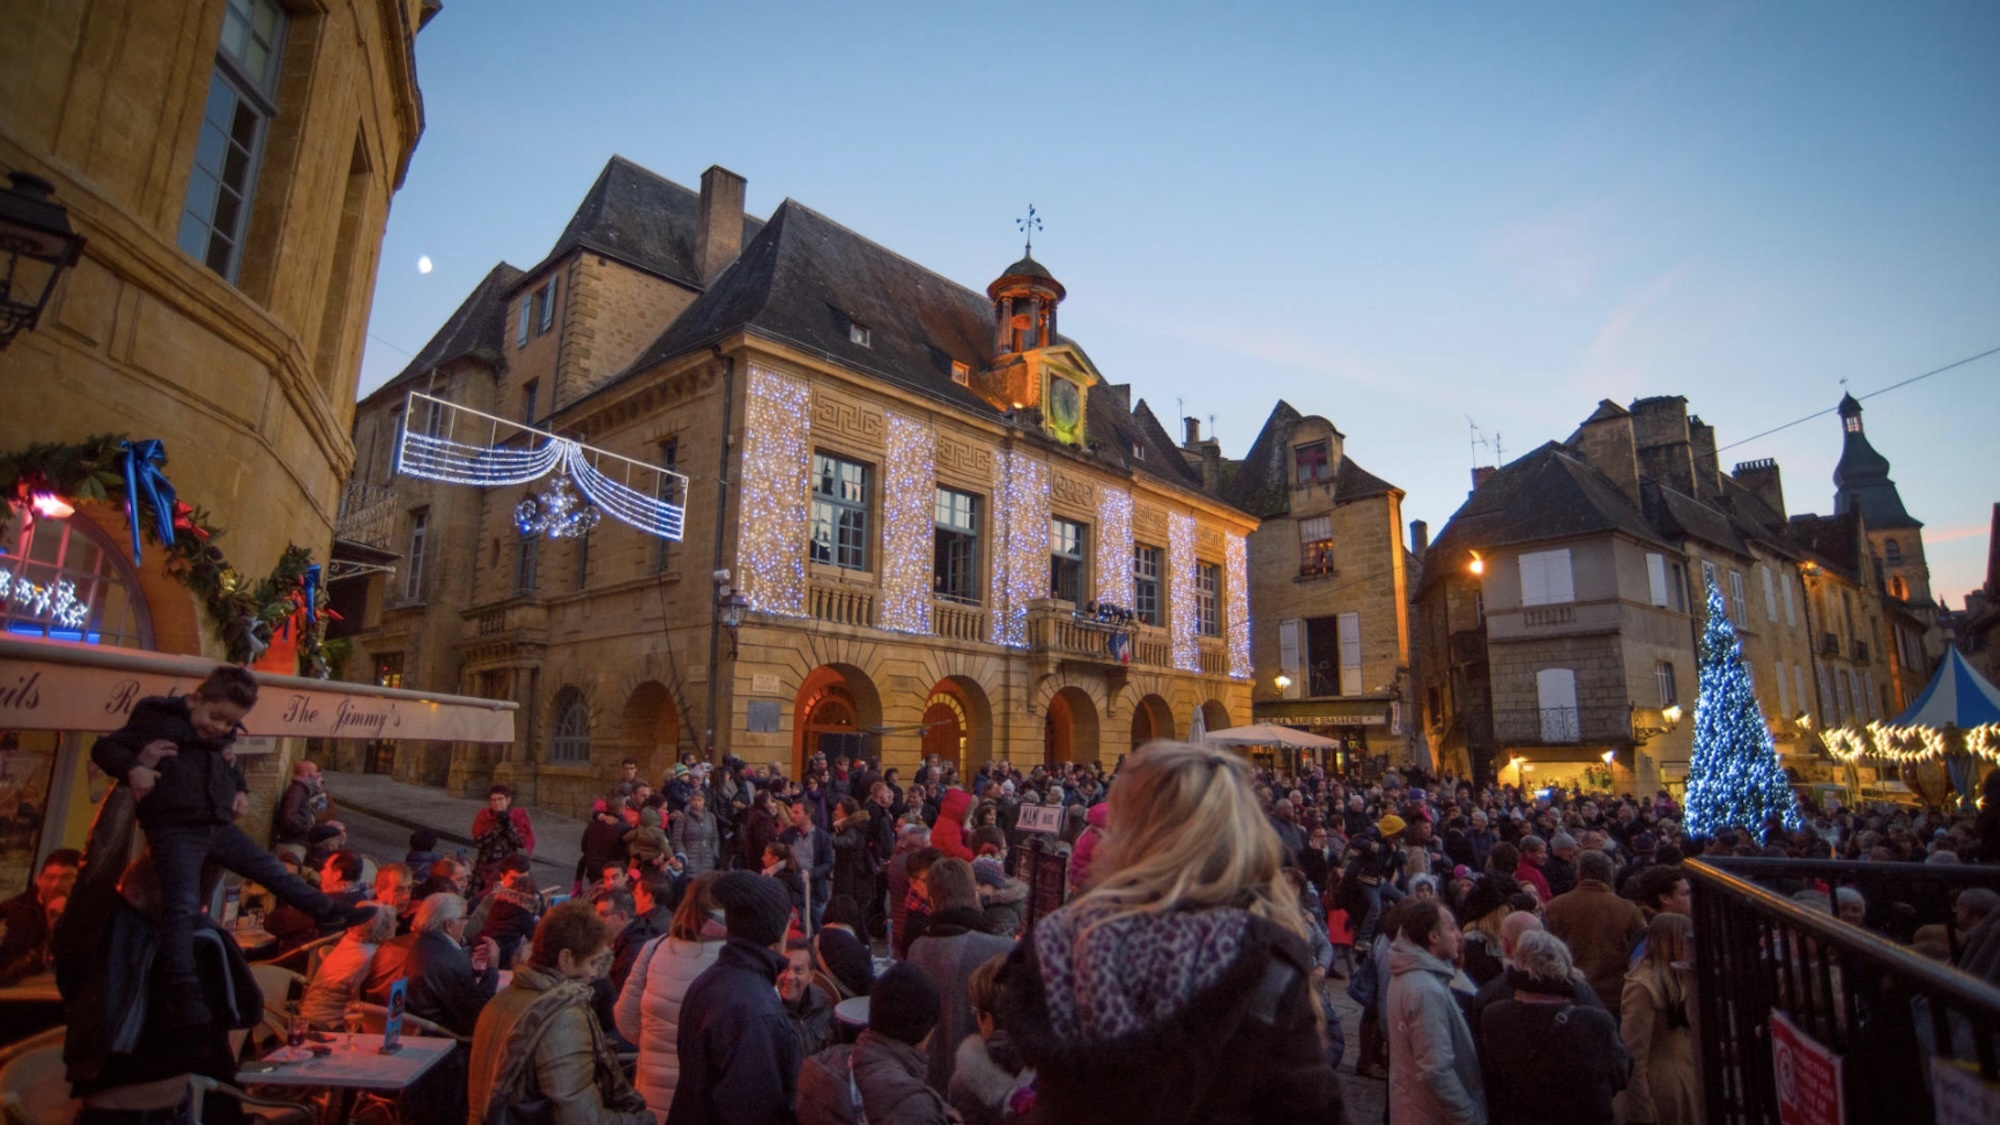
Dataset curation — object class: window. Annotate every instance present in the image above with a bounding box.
[1783,571,1798,627]
[373,653,404,690]
[574,532,590,591]
[1776,660,1790,719]
[1816,665,1834,721]
[1132,544,1161,625]
[550,687,591,764]
[177,0,286,282]
[1294,441,1331,485]
[654,439,679,572]
[1300,516,1335,576]
[1885,538,1902,565]
[1729,570,1747,623]
[0,511,155,648]
[1338,611,1361,696]
[849,321,871,347]
[515,533,539,594]
[1761,566,1778,621]
[1657,661,1678,708]
[1297,613,1363,697]
[1279,619,1301,697]
[1196,562,1221,637]
[934,488,980,603]
[1049,518,1086,603]
[1474,590,1485,626]
[517,296,531,346]
[1793,664,1808,721]
[810,454,870,571]
[536,279,559,334]
[1647,553,1669,606]
[1536,668,1579,742]
[521,380,538,425]
[951,361,970,386]
[1668,561,1688,612]
[1518,549,1575,607]
[403,510,428,601]
[1700,559,1718,595]
[423,393,448,438]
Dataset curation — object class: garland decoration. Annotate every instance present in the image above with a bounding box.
[0,433,337,672]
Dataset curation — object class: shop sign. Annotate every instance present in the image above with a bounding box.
[1771,1010,1845,1125]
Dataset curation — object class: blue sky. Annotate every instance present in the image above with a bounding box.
[358,1,2000,606]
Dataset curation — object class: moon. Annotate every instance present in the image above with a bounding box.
[417,255,433,274]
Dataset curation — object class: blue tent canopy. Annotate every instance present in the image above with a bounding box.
[1890,647,2000,729]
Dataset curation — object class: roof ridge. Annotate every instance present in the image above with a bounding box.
[781,198,1007,310]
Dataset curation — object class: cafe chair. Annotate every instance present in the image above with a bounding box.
[342,1001,471,1044]
[0,1030,72,1125]
[189,1074,316,1125]
[265,932,342,976]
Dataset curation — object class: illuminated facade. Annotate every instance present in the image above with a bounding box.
[335,165,1253,813]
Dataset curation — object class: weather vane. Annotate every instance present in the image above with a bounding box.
[1017,205,1043,258]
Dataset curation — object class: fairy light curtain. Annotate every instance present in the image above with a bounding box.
[989,449,1049,648]
[1094,487,1133,611]
[395,391,687,541]
[738,368,812,617]
[1168,512,1199,672]
[1225,531,1252,679]
[878,412,935,635]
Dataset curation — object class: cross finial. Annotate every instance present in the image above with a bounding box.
[1016,205,1043,258]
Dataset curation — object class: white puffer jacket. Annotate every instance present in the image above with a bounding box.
[614,934,724,1120]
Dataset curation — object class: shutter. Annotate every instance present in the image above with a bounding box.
[1536,668,1578,742]
[1519,552,1546,607]
[1761,567,1778,621]
[1776,661,1790,719]
[1279,619,1301,699]
[1783,573,1798,627]
[1864,672,1876,719]
[1338,612,1362,697]
[1547,550,1575,604]
[1647,553,1669,606]
[1793,665,1807,722]
[517,297,531,346]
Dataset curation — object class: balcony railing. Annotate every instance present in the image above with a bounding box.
[1522,604,1575,628]
[333,481,397,549]
[1491,705,1635,745]
[1851,639,1870,663]
[1820,632,1841,657]
[809,581,874,628]
[470,601,548,638]
[932,599,986,643]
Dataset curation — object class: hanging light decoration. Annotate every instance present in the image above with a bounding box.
[1225,531,1252,679]
[515,467,601,540]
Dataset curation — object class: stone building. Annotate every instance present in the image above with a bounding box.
[1415,394,1919,798]
[0,0,516,897]
[1222,402,1414,770]
[333,159,1255,815]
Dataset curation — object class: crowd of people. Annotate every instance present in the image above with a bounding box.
[32,662,2000,1125]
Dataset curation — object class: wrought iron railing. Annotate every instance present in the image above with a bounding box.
[1688,858,2000,1124]
[1491,705,1633,744]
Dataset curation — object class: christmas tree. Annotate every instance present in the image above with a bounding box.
[1684,578,1801,838]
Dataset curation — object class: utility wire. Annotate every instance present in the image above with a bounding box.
[1717,344,2000,453]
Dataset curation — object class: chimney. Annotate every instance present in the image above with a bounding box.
[1183,416,1202,448]
[1731,458,1787,522]
[1689,416,1722,500]
[1568,400,1642,507]
[1629,395,1697,497]
[1202,444,1221,493]
[1471,466,1498,492]
[1410,519,1430,558]
[694,165,746,285]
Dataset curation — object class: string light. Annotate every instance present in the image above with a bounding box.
[1822,720,2000,764]
[1684,580,1801,836]
[739,366,811,617]
[878,412,934,635]
[1095,487,1132,611]
[515,467,601,540]
[989,448,1048,648]
[1169,511,1198,672]
[1225,531,1251,679]
[0,569,89,629]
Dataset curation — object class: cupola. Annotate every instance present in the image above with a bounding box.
[987,255,1065,356]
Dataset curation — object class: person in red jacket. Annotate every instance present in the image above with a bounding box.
[932,787,976,862]
[472,784,536,894]
[1515,834,1554,903]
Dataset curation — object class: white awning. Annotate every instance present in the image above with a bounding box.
[0,636,515,742]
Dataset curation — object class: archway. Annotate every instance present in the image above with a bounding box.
[792,663,884,777]
[1200,699,1232,737]
[1131,694,1176,751]
[1043,685,1101,766]
[621,681,681,783]
[919,676,993,774]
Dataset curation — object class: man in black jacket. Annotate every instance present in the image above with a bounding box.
[271,758,325,859]
[666,871,800,1125]
[400,892,499,1037]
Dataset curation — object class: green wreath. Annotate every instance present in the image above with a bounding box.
[0,433,339,672]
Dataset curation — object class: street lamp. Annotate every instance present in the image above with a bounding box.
[1274,673,1292,697]
[717,585,749,660]
[0,172,86,351]
[1631,703,1684,744]
[1468,549,1485,576]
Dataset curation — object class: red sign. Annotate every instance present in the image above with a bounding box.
[1771,1010,1846,1125]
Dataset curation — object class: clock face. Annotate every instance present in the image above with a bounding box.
[1047,376,1080,429]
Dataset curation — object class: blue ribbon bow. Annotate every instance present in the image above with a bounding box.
[303,563,321,625]
[118,439,177,565]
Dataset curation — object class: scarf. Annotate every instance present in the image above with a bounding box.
[491,968,646,1117]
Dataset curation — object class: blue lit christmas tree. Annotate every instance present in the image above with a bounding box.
[1684,579,1801,837]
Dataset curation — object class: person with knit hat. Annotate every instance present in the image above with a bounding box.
[796,962,955,1125]
[665,871,801,1125]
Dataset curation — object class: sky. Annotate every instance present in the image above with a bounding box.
[357,1,2000,607]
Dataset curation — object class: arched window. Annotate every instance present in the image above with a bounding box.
[1884,538,1903,565]
[0,512,154,648]
[550,687,591,763]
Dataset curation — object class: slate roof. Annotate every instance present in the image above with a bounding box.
[526,156,766,290]
[1420,441,1672,593]
[1787,510,1868,582]
[364,260,523,404]
[1223,401,1400,518]
[599,198,1221,500]
[1833,425,1921,532]
[1644,482,1749,558]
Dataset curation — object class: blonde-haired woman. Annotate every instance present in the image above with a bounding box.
[1621,913,1702,1125]
[996,741,1344,1124]
[615,873,724,1121]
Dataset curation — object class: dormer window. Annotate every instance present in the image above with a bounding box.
[1131,440,1145,461]
[1295,441,1331,485]
[849,321,871,348]
[951,361,969,386]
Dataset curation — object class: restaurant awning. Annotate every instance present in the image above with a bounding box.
[0,636,515,742]
[1253,698,1395,727]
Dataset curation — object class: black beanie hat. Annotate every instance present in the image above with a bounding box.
[710,871,791,947]
[869,961,941,1045]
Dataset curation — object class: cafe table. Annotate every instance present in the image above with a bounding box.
[240,1033,456,1123]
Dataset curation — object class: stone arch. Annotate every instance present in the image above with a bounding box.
[920,675,993,774]
[1044,685,1101,765]
[1131,693,1177,751]
[1199,698,1232,736]
[620,681,681,782]
[550,685,593,764]
[792,662,884,777]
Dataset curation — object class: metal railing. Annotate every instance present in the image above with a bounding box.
[1688,858,2000,1124]
[1491,704,1633,744]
